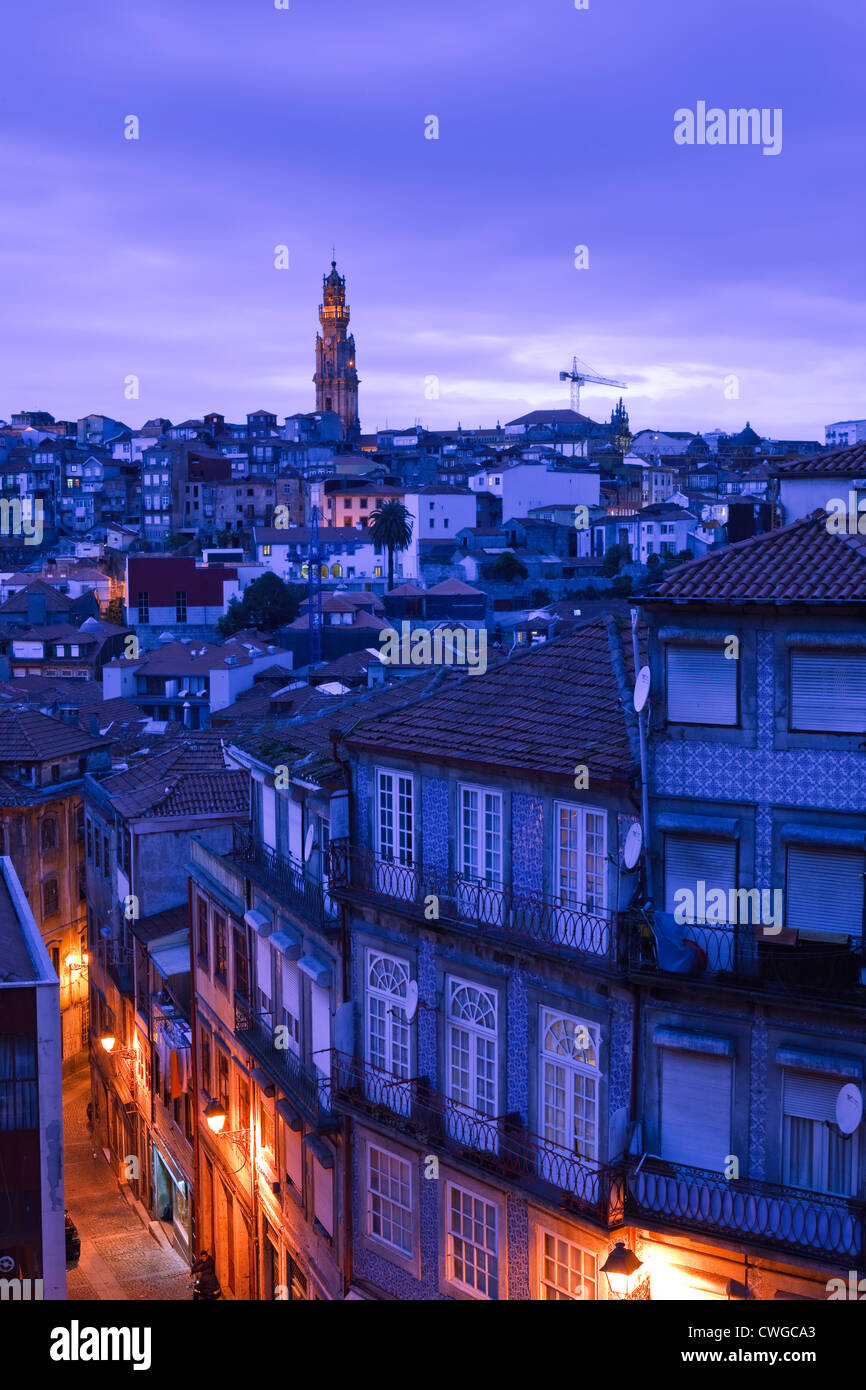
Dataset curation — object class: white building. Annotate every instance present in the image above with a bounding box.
[825,419,866,448]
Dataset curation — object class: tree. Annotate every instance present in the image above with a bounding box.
[218,572,303,635]
[529,587,551,607]
[601,543,631,578]
[368,501,414,590]
[104,597,126,626]
[481,550,528,582]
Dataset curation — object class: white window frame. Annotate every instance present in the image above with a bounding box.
[365,950,411,1079]
[538,1007,600,1164]
[537,1227,597,1301]
[458,783,503,888]
[375,768,415,868]
[554,801,607,913]
[446,976,498,1124]
[444,1179,500,1300]
[366,1143,413,1256]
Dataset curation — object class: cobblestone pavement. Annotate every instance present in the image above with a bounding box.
[63,1067,191,1301]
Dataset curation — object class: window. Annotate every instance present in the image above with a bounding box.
[366,951,410,1078]
[42,877,59,917]
[176,591,187,624]
[260,1099,275,1159]
[555,802,606,913]
[666,645,738,725]
[376,770,414,867]
[790,651,866,733]
[782,1070,858,1196]
[663,832,737,954]
[217,1049,230,1111]
[85,819,93,860]
[446,1182,499,1298]
[40,816,57,851]
[137,592,149,623]
[539,1009,599,1163]
[284,1254,307,1301]
[102,833,110,878]
[0,1036,37,1130]
[785,845,865,938]
[459,785,503,887]
[660,1048,732,1171]
[263,544,271,557]
[233,924,250,1002]
[119,827,131,875]
[367,1145,412,1254]
[197,898,209,966]
[214,913,228,986]
[539,1230,597,1300]
[200,1029,212,1095]
[237,1075,249,1133]
[446,978,497,1119]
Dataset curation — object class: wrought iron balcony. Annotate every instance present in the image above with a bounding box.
[330,1051,613,1221]
[329,842,616,964]
[623,1155,865,1266]
[233,993,334,1129]
[230,824,338,929]
[628,910,866,1002]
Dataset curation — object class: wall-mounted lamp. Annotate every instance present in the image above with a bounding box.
[203,1099,249,1157]
[601,1242,651,1300]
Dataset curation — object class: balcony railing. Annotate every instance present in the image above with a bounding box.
[329,842,616,964]
[230,824,338,928]
[234,993,333,1128]
[623,1155,865,1266]
[629,910,866,1001]
[330,1051,612,1221]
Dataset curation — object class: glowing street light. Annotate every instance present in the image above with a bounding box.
[204,1099,227,1134]
[601,1242,644,1298]
[100,1035,117,1054]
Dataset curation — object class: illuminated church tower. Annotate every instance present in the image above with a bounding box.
[314,259,360,442]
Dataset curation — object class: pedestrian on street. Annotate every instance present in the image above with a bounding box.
[85,1101,97,1160]
[190,1250,222,1301]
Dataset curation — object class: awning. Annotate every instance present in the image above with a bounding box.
[298,953,332,986]
[244,908,273,934]
[150,944,190,978]
[269,930,301,960]
[653,1026,733,1058]
[251,1067,275,1096]
[775,1047,862,1079]
[303,1133,334,1169]
[277,1098,302,1131]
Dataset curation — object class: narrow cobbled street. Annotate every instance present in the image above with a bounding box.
[63,1068,190,1300]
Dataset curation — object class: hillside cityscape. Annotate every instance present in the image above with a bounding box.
[2,252,866,1320]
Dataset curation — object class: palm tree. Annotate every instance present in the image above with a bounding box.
[369,500,414,590]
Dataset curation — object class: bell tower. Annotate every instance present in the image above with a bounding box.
[314,259,360,442]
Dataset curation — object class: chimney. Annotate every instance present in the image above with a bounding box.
[26,590,47,627]
[90,712,100,737]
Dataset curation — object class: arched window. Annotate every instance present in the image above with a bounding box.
[42,877,59,917]
[41,817,58,851]
[539,1009,599,1162]
[365,951,410,1079]
[446,979,497,1120]
[330,564,342,578]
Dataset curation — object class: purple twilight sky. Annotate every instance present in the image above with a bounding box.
[2,0,864,440]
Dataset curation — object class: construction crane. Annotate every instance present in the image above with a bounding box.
[559,355,627,415]
[307,504,324,669]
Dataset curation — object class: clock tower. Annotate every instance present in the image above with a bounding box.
[314,259,360,442]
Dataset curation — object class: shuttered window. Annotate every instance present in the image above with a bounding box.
[785,846,865,937]
[311,982,331,1082]
[660,1050,732,1171]
[664,836,737,919]
[790,651,866,733]
[782,1070,858,1196]
[666,646,738,726]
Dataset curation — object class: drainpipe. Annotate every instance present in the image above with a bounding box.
[329,727,354,1297]
[188,872,200,1268]
[630,607,653,902]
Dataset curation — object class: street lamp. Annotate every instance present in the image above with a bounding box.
[204,1099,227,1134]
[100,1034,117,1053]
[601,1242,646,1299]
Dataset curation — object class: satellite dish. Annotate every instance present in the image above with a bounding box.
[303,824,316,862]
[836,1083,863,1136]
[623,821,643,870]
[633,666,651,713]
[405,980,419,1023]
